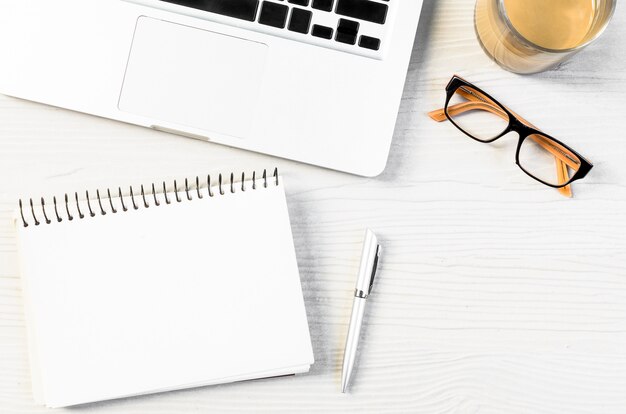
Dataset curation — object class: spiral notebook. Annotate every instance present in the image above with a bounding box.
[15,169,314,408]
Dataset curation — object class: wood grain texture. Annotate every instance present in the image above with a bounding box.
[1,1,625,412]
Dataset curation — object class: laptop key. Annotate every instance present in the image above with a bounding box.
[312,24,333,39]
[288,0,309,5]
[288,8,313,34]
[259,2,289,28]
[336,0,388,24]
[335,18,359,45]
[160,0,260,22]
[358,35,380,50]
[311,0,334,12]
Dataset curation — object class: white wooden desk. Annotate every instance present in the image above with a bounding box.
[1,1,625,412]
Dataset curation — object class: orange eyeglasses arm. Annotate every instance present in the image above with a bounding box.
[428,91,575,197]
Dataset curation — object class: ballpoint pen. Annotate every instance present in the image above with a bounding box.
[341,229,381,393]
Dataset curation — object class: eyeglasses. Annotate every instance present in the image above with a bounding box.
[428,76,593,197]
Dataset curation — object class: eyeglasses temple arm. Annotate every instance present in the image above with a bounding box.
[556,161,573,197]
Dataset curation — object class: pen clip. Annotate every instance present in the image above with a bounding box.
[355,229,381,298]
[368,244,381,294]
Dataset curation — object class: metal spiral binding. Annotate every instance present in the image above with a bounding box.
[18,168,279,228]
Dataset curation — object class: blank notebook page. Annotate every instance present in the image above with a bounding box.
[16,176,313,408]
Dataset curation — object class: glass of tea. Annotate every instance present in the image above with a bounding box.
[475,0,616,74]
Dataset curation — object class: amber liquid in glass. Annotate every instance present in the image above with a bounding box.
[503,0,595,50]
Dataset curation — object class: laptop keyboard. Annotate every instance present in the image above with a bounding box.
[145,0,392,57]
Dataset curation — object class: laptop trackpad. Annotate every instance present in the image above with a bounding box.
[119,17,268,139]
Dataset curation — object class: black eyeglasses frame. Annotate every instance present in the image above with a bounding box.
[443,76,593,189]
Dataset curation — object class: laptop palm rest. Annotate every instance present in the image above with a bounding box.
[119,17,268,139]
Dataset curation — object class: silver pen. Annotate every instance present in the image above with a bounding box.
[341,229,381,393]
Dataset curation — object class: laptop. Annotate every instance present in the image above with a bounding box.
[0,0,423,176]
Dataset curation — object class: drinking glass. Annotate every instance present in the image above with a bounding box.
[474,0,616,74]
